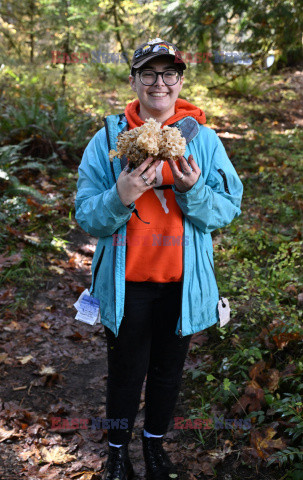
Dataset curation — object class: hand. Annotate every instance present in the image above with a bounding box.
[167,155,201,193]
[116,156,161,207]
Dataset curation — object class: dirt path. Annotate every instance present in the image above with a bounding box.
[0,228,192,480]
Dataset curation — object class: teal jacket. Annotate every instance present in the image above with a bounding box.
[75,113,243,337]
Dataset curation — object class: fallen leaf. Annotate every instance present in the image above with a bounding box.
[240,445,261,464]
[39,366,56,375]
[26,197,50,212]
[66,331,83,341]
[230,380,266,415]
[0,253,23,271]
[39,463,52,473]
[19,444,41,462]
[261,369,280,393]
[249,361,280,392]
[0,426,20,442]
[40,445,77,464]
[40,322,51,329]
[268,319,303,349]
[0,353,8,363]
[70,471,101,479]
[272,331,301,349]
[17,354,33,364]
[250,426,287,460]
[49,265,65,274]
[3,320,21,331]
[0,286,16,305]
[249,361,266,380]
[217,132,242,139]
[197,453,218,476]
[26,423,43,436]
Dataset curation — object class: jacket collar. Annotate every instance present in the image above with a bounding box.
[117,113,200,144]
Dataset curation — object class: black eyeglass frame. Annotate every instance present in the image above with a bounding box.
[135,68,183,86]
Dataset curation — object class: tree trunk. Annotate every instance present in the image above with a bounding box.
[29,0,35,63]
[210,20,224,75]
[113,0,131,69]
[61,0,71,96]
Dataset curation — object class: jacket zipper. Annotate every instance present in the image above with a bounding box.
[178,218,184,338]
[217,169,230,194]
[103,115,118,335]
[113,236,117,335]
[104,116,118,185]
[103,116,111,154]
[91,246,105,296]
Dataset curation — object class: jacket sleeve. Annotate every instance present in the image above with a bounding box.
[172,131,243,234]
[75,128,136,238]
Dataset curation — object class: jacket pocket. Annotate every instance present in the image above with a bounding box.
[91,245,105,296]
[217,168,230,194]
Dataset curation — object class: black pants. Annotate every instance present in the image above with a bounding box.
[104,280,192,444]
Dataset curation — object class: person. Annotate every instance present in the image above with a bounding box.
[75,38,243,480]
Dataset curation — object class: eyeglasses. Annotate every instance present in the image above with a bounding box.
[137,69,181,86]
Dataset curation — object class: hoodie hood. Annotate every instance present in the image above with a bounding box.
[125,98,206,130]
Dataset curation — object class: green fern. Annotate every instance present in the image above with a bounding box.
[267,446,303,466]
[11,160,46,172]
[266,393,303,466]
[7,180,54,204]
[0,96,96,148]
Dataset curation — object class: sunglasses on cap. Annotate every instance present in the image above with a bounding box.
[135,43,174,57]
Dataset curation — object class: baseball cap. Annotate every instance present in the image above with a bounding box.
[130,38,186,75]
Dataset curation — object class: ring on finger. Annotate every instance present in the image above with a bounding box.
[141,173,151,186]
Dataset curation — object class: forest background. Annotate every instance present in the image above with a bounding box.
[0,1,302,479]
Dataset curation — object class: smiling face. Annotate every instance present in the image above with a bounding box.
[129,56,184,124]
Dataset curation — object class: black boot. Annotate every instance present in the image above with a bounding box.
[102,444,134,480]
[142,433,179,479]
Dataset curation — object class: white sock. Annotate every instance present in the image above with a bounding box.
[109,441,123,448]
[143,429,163,438]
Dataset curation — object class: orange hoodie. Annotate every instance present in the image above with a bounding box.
[124,99,206,283]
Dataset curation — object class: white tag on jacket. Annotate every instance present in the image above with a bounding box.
[218,297,230,327]
[74,289,101,325]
